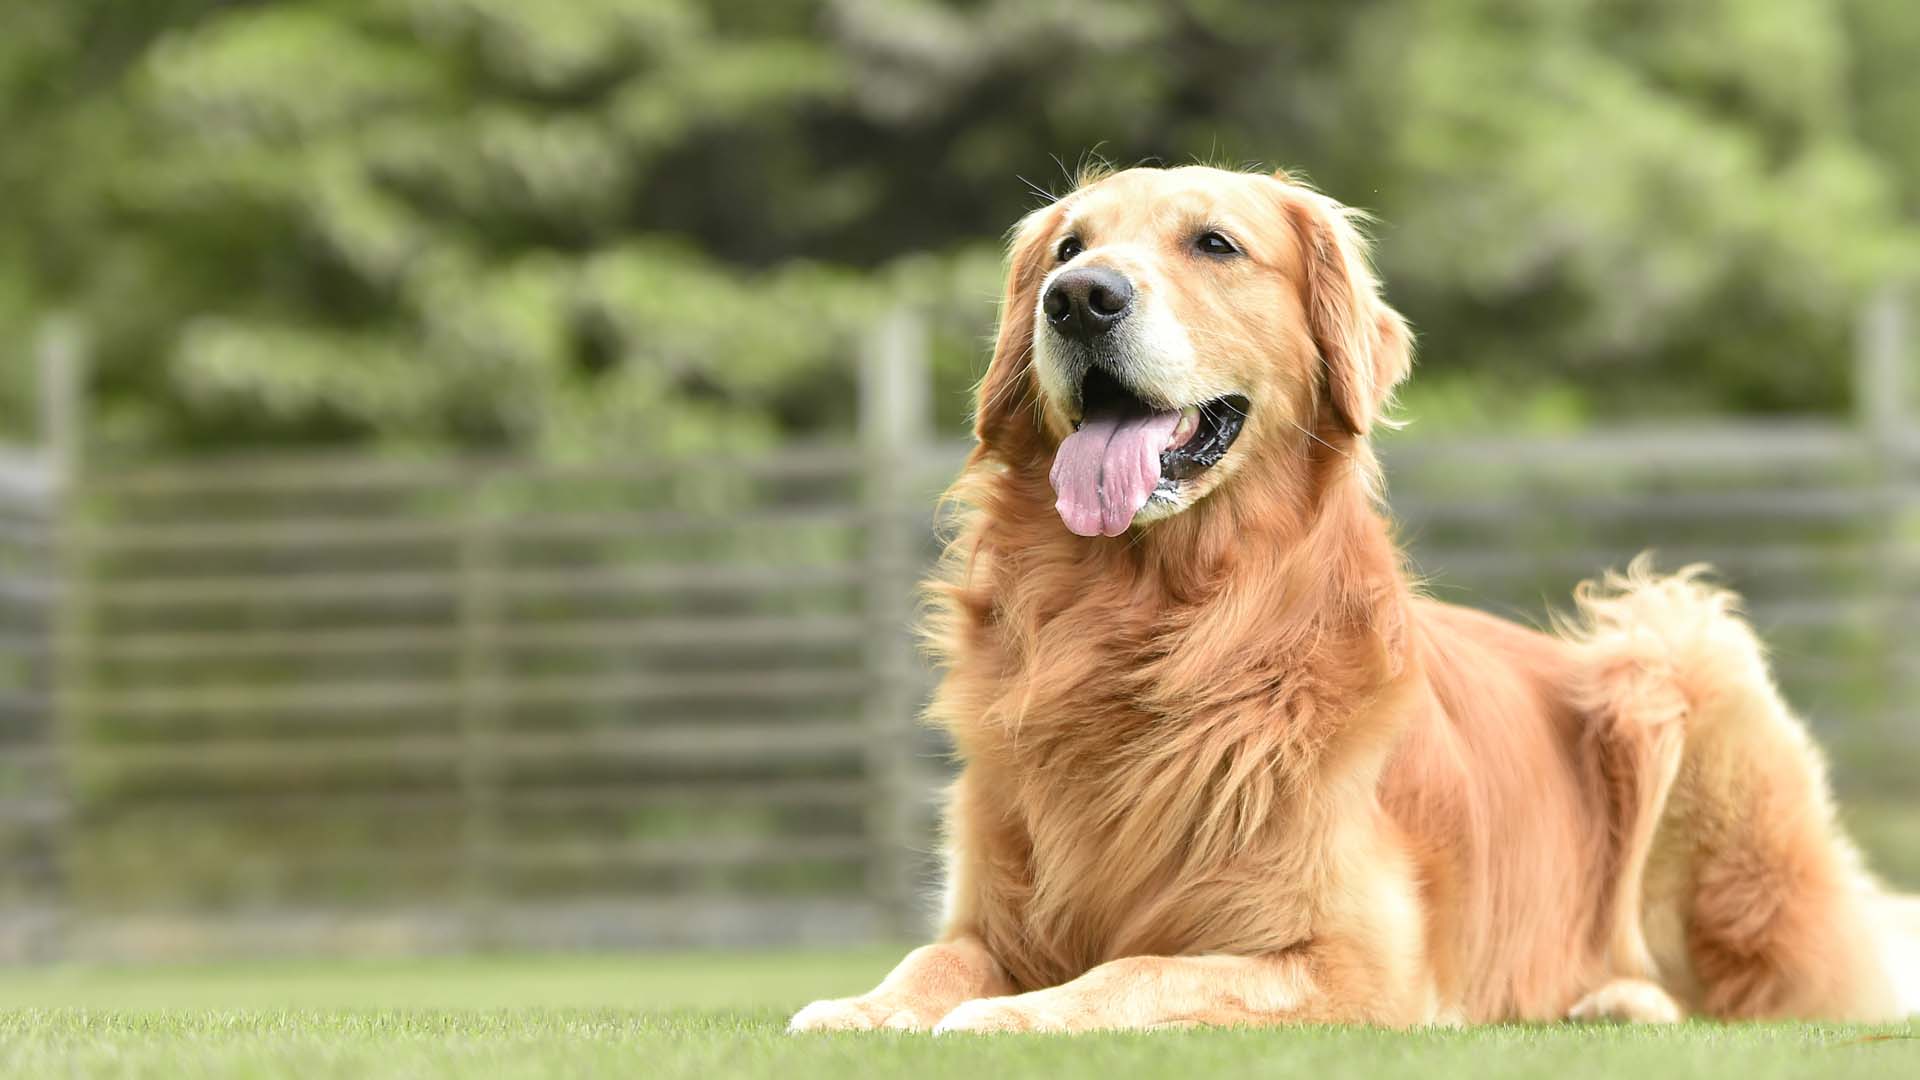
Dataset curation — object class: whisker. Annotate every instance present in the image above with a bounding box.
[1016,174,1059,206]
[979,346,1030,416]
[1020,378,1044,436]
[1214,397,1333,452]
[1290,418,1350,459]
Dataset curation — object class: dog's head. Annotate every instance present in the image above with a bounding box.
[976,165,1411,537]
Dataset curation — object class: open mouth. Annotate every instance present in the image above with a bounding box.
[1048,365,1250,537]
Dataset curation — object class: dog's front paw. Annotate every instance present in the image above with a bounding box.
[1567,979,1683,1024]
[787,995,941,1033]
[932,996,1071,1035]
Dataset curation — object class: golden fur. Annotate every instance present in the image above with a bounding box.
[790,165,1919,1033]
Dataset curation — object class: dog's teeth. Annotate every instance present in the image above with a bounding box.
[1173,406,1201,446]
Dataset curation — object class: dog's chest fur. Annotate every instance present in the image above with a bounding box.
[935,545,1388,990]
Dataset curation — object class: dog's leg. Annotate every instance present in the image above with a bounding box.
[932,939,1417,1034]
[788,936,1013,1032]
[1567,978,1684,1024]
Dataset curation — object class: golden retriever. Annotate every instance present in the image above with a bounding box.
[789,164,1920,1033]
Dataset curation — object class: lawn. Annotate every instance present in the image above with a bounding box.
[0,948,1913,1079]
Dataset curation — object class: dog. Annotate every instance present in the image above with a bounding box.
[789,164,1920,1033]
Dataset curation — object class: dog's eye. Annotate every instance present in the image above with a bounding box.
[1055,236,1084,263]
[1196,231,1239,257]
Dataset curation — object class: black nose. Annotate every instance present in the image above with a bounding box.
[1042,267,1133,341]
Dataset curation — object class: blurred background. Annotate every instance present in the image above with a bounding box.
[0,0,1916,964]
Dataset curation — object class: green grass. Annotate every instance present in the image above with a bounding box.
[0,949,1912,1078]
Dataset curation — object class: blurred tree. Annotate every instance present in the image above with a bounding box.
[4,0,902,455]
[0,0,1916,454]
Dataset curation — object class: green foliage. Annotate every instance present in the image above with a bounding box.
[3,0,1919,452]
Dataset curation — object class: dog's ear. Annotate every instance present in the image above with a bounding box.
[973,206,1062,452]
[1279,180,1412,437]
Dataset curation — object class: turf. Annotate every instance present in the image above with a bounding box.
[0,948,1912,1079]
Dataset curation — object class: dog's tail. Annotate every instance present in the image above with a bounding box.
[1886,893,1920,941]
[1877,893,1920,1016]
[1555,557,1757,985]
[1561,556,1910,1019]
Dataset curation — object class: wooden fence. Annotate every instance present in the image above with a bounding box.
[1,306,1917,961]
[0,446,59,961]
[41,448,954,959]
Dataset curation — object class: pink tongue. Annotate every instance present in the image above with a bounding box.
[1048,410,1182,537]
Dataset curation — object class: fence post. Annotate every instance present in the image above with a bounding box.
[457,473,505,949]
[859,308,932,939]
[40,315,88,962]
[1859,285,1911,444]
[1856,284,1915,762]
